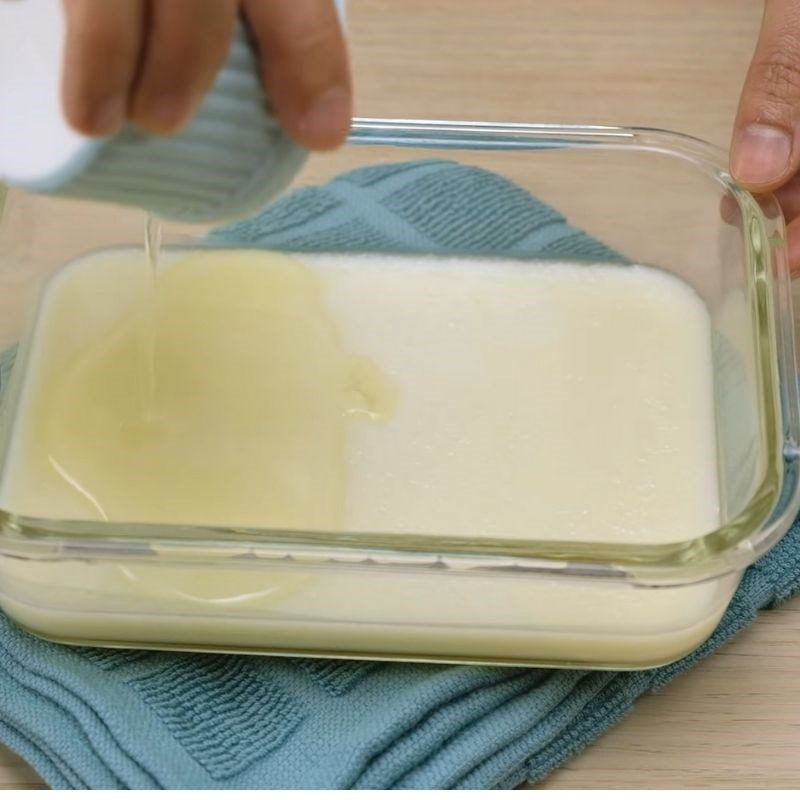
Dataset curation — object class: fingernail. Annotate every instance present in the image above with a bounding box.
[137,93,193,135]
[731,124,793,186]
[89,95,126,137]
[299,86,351,150]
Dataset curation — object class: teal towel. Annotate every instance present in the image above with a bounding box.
[0,159,798,789]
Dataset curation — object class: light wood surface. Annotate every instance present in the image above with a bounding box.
[4,0,800,790]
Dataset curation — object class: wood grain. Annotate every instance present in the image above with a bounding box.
[3,0,799,790]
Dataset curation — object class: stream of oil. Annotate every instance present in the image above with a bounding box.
[141,215,161,422]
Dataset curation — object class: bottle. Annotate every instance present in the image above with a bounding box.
[0,0,345,223]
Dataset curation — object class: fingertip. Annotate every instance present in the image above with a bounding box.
[294,86,352,150]
[131,93,197,136]
[730,123,794,190]
[62,76,127,137]
[81,95,127,137]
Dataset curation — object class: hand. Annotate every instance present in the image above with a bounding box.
[731,0,800,269]
[60,0,352,151]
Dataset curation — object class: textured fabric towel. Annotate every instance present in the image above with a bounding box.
[0,159,798,789]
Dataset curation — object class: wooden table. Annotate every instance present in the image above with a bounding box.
[4,0,800,789]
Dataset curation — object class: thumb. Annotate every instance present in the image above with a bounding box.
[731,0,800,191]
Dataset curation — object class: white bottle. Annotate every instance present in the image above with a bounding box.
[0,0,345,223]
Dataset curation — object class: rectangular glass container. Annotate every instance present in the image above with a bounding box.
[0,119,798,669]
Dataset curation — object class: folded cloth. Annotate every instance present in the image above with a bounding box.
[0,159,797,789]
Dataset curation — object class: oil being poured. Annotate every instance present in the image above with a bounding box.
[140,215,161,422]
[4,245,396,529]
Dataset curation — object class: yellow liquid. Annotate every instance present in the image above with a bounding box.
[2,251,719,545]
[4,249,395,528]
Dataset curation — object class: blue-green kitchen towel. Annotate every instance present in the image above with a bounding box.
[0,159,798,789]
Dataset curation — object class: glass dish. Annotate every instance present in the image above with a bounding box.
[0,119,798,669]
